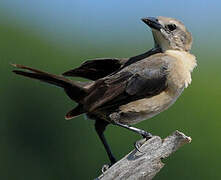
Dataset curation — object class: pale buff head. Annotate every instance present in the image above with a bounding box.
[142,16,192,52]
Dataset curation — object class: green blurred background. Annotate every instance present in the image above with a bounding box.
[1,1,221,179]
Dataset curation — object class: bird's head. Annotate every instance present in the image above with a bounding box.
[142,16,192,52]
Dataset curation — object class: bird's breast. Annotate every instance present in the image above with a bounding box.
[116,50,197,125]
[118,89,183,124]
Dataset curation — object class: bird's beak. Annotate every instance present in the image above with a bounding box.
[141,17,163,31]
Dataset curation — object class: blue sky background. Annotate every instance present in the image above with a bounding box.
[1,0,220,52]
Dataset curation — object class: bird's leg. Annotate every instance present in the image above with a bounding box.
[113,121,153,138]
[113,122,153,152]
[95,120,117,169]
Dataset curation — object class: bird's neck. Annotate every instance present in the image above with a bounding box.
[166,50,197,72]
[165,49,197,88]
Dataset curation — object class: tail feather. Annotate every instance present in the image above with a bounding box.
[12,64,78,88]
[13,70,72,88]
[12,64,88,103]
[12,64,50,74]
[65,104,86,120]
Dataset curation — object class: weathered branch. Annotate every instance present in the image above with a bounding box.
[96,130,191,180]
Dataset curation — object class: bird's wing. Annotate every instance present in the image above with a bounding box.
[83,54,169,112]
[62,58,126,80]
[62,47,162,81]
[122,47,162,68]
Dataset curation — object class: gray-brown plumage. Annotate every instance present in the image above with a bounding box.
[12,16,197,165]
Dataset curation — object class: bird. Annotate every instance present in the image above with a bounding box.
[12,16,197,166]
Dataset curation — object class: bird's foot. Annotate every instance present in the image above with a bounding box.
[134,131,153,153]
[101,162,115,173]
[101,164,110,173]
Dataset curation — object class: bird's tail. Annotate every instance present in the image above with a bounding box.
[12,64,89,119]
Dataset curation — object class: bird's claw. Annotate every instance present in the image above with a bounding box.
[134,138,147,153]
[101,163,111,173]
[142,131,153,139]
[134,141,142,153]
[134,132,153,153]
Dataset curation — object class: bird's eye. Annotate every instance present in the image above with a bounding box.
[165,24,177,31]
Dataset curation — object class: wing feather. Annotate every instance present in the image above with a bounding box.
[63,58,124,80]
[83,55,169,112]
[62,47,161,80]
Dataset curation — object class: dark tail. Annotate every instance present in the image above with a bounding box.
[12,64,88,119]
[65,104,85,120]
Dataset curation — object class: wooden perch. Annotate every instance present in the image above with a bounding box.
[96,130,191,180]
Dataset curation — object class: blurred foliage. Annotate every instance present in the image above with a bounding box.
[1,2,221,180]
